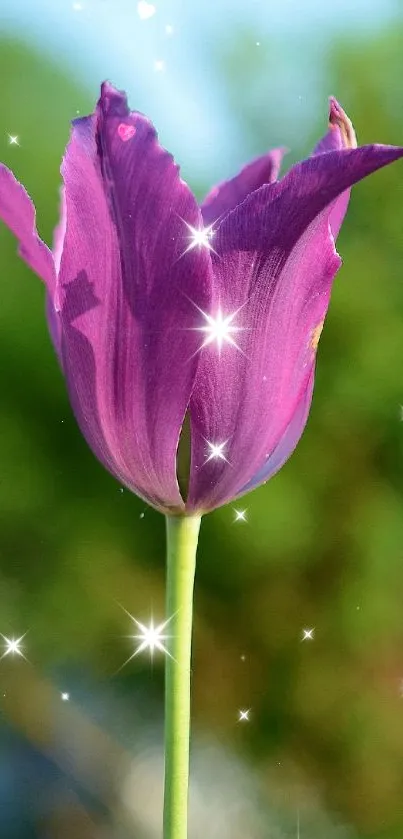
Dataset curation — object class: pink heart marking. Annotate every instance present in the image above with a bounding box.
[117,123,136,142]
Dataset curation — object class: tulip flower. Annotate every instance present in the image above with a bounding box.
[0,83,402,839]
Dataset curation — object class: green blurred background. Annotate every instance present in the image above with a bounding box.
[1,2,403,837]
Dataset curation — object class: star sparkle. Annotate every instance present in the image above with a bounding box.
[119,606,174,669]
[205,440,229,464]
[182,221,216,254]
[7,135,19,146]
[194,306,246,354]
[238,708,251,722]
[61,692,70,701]
[0,633,27,661]
[301,627,315,642]
[234,509,247,523]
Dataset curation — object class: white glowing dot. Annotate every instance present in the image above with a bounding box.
[238,708,250,722]
[119,606,174,669]
[1,634,26,660]
[61,692,70,701]
[256,41,260,46]
[137,0,156,19]
[154,59,166,72]
[205,440,229,464]
[7,135,19,146]
[196,307,247,355]
[240,654,246,661]
[165,23,174,35]
[72,2,83,9]
[301,627,315,642]
[132,618,172,657]
[183,221,215,254]
[234,509,247,523]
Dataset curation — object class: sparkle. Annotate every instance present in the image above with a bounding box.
[119,606,174,668]
[182,221,216,254]
[301,627,315,642]
[205,440,229,464]
[165,23,174,35]
[194,306,246,354]
[72,1,83,9]
[234,509,247,523]
[154,59,166,72]
[8,135,19,146]
[238,708,250,722]
[61,692,70,701]
[0,634,27,661]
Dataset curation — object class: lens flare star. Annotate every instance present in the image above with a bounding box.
[7,135,19,146]
[182,221,216,254]
[61,692,70,701]
[132,618,172,657]
[119,606,174,669]
[238,708,251,722]
[234,509,247,523]
[195,306,246,354]
[301,627,315,641]
[0,634,27,661]
[205,440,229,464]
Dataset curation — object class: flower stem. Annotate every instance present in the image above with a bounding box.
[163,514,201,839]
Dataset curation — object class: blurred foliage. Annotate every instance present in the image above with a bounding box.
[1,19,403,839]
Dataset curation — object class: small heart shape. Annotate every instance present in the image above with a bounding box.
[117,123,136,142]
[137,0,156,20]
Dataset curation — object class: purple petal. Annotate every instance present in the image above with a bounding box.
[45,187,67,362]
[238,371,314,495]
[200,148,285,227]
[0,164,55,290]
[313,97,357,239]
[58,82,212,512]
[186,142,403,513]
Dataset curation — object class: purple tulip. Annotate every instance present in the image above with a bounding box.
[0,85,402,515]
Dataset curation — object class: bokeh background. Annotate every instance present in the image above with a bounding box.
[1,1,403,837]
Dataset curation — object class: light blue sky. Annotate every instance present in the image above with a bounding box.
[0,0,400,181]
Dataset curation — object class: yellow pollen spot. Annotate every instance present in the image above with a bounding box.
[310,320,324,351]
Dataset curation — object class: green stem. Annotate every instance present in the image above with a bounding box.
[163,514,201,839]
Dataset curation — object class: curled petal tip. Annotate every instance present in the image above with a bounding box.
[99,81,129,118]
[328,96,357,149]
